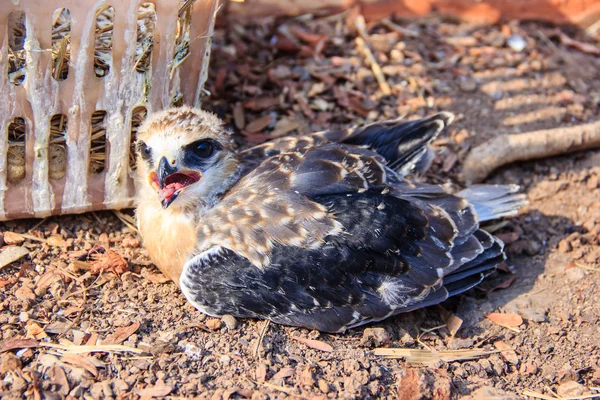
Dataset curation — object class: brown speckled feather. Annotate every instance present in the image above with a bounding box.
[194,144,389,268]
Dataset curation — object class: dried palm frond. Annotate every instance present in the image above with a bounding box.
[7,118,26,183]
[49,115,68,180]
[129,107,148,171]
[51,8,71,81]
[90,111,108,174]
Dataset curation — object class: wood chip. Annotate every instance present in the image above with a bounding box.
[373,347,500,364]
[46,235,67,247]
[272,367,295,380]
[103,322,140,345]
[50,364,70,396]
[291,336,333,352]
[26,322,48,339]
[486,312,523,329]
[0,246,29,269]
[3,232,25,245]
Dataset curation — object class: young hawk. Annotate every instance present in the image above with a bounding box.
[135,106,525,332]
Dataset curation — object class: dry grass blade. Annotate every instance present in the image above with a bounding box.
[112,211,138,232]
[41,342,145,354]
[354,15,391,95]
[373,347,500,364]
[574,262,600,273]
[522,389,600,400]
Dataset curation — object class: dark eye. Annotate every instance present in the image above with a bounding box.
[138,141,152,160]
[193,141,214,158]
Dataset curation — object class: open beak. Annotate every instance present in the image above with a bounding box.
[148,157,202,209]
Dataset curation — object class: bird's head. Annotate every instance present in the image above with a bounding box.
[135,107,239,210]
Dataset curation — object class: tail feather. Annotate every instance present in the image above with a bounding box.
[343,112,454,176]
[458,184,528,222]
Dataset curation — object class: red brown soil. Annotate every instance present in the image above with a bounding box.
[1,14,600,400]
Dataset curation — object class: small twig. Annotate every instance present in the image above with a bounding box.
[380,18,419,37]
[354,15,391,96]
[522,389,600,400]
[112,210,138,233]
[28,218,48,233]
[254,320,270,360]
[462,120,600,183]
[574,262,600,273]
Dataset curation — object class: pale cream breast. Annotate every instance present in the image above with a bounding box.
[136,200,197,284]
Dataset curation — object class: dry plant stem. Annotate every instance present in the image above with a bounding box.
[462,121,600,183]
[354,15,392,95]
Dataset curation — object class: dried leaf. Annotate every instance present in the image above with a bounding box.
[26,322,48,339]
[145,273,170,284]
[103,322,140,345]
[494,340,519,364]
[245,115,275,133]
[291,336,333,352]
[557,31,600,56]
[486,275,517,293]
[3,232,25,245]
[255,363,267,383]
[90,249,129,276]
[486,312,523,328]
[63,306,83,317]
[272,367,295,380]
[45,321,71,335]
[437,306,463,336]
[495,232,520,245]
[442,151,458,173]
[233,102,245,130]
[1,338,39,353]
[35,271,61,292]
[289,25,328,48]
[270,117,303,139]
[348,96,369,117]
[0,246,29,269]
[138,379,173,398]
[61,353,98,377]
[245,97,280,111]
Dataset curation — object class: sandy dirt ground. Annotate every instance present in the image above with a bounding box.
[1,12,600,400]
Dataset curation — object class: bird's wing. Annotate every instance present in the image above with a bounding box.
[194,143,389,268]
[181,143,519,332]
[181,187,505,332]
[238,112,453,177]
[238,129,352,172]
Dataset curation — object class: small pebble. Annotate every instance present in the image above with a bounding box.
[507,34,527,52]
[221,315,238,330]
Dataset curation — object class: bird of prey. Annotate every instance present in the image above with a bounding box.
[135,106,526,333]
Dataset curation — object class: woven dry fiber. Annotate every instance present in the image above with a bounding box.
[1,0,219,221]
